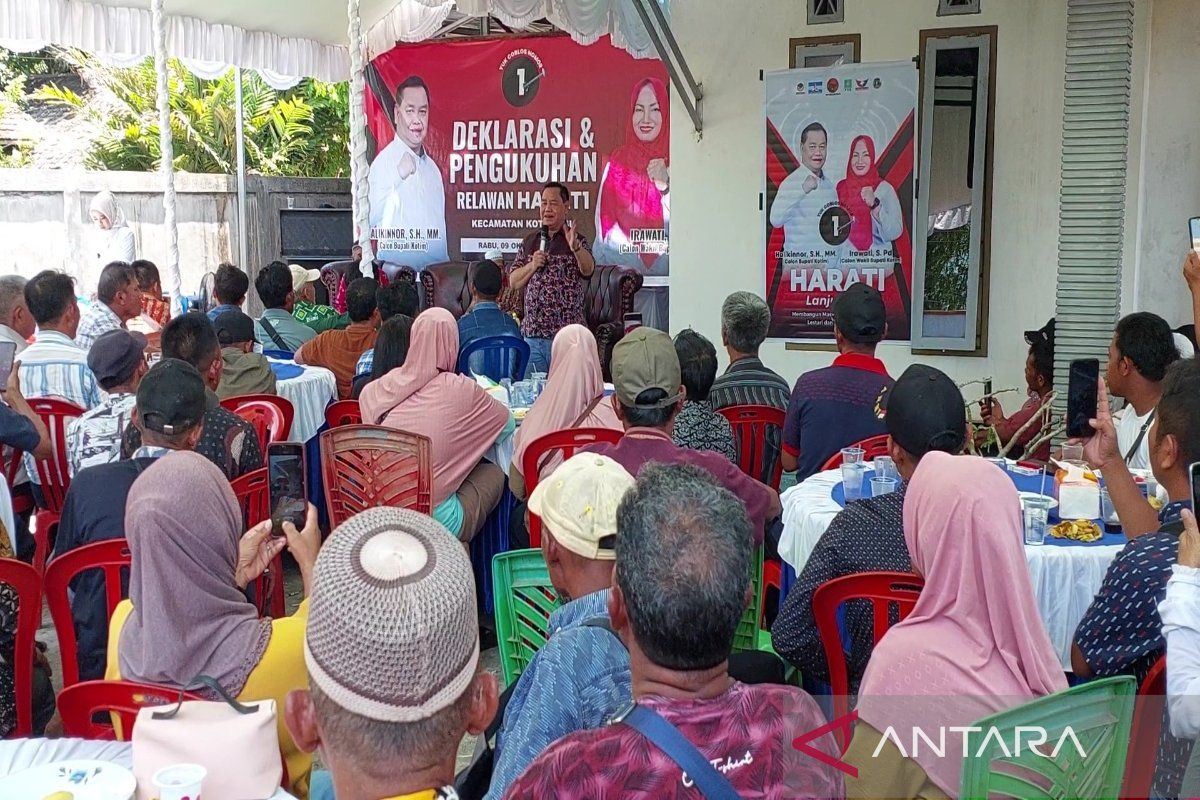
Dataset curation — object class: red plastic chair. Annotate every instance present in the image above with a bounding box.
[44,539,131,688]
[57,680,203,740]
[1121,655,1166,800]
[0,557,41,738]
[230,468,285,618]
[220,394,294,452]
[29,398,85,574]
[717,404,786,491]
[522,428,624,547]
[813,570,924,748]
[325,399,362,428]
[819,433,892,472]
[320,425,433,528]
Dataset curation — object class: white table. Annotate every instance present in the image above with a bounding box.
[269,359,337,443]
[778,469,1124,670]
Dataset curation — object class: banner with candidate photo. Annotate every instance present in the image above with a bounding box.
[764,61,917,340]
[364,34,670,291]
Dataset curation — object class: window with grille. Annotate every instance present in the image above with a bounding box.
[808,0,844,25]
[938,0,981,15]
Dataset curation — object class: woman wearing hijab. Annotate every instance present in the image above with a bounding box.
[89,190,137,269]
[845,453,1066,799]
[594,78,670,328]
[836,135,904,256]
[360,308,512,542]
[106,451,322,796]
[509,324,622,501]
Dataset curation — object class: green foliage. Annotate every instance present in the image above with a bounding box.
[922,224,972,312]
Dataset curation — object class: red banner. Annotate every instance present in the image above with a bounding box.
[365,34,670,281]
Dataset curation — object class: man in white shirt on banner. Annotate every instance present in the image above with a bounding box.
[1106,311,1179,471]
[368,75,449,270]
[770,122,838,262]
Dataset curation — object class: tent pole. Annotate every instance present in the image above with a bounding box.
[235,67,249,274]
[347,0,373,276]
[151,0,182,313]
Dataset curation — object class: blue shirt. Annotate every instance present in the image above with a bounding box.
[458,301,521,375]
[355,348,374,378]
[206,303,241,323]
[486,588,630,800]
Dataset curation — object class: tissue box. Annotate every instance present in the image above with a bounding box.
[1056,470,1099,520]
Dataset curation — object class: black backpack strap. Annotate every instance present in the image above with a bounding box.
[258,317,289,352]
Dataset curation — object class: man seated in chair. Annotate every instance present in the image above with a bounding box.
[459,260,521,377]
[212,309,276,400]
[296,278,380,400]
[355,281,419,379]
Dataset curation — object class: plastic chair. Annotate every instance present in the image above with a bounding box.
[57,679,203,740]
[320,425,433,528]
[733,546,772,654]
[493,549,561,687]
[717,404,786,491]
[819,433,892,472]
[0,557,41,737]
[813,570,924,744]
[1121,655,1166,800]
[4,445,32,516]
[457,335,530,383]
[219,395,295,452]
[522,427,623,547]
[324,399,362,428]
[960,675,1136,799]
[44,539,132,688]
[230,468,285,619]
[29,398,85,574]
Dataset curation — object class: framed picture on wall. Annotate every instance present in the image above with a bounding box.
[789,34,861,69]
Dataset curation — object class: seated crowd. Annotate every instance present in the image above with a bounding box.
[3,223,1200,800]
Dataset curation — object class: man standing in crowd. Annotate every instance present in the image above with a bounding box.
[67,329,147,476]
[19,271,101,410]
[208,262,248,322]
[355,281,419,378]
[486,454,636,799]
[770,122,837,258]
[506,464,842,798]
[584,327,780,538]
[284,508,497,800]
[296,278,380,399]
[56,359,206,682]
[254,261,317,353]
[290,264,348,334]
[459,260,520,375]
[213,310,277,399]
[773,364,966,690]
[1105,311,1178,471]
[509,182,595,374]
[368,75,449,269]
[782,282,892,483]
[75,261,142,351]
[121,312,262,480]
[0,276,34,354]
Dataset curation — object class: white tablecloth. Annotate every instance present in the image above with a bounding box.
[270,359,337,443]
[778,470,1124,670]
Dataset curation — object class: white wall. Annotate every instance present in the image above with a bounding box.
[668,0,1071,398]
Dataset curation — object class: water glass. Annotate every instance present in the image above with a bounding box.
[1023,497,1053,545]
[153,763,206,800]
[873,456,897,483]
[1060,443,1085,465]
[499,378,513,405]
[870,477,897,497]
[1100,488,1118,525]
[840,447,865,467]
[842,463,865,502]
[510,380,536,408]
[985,456,1008,473]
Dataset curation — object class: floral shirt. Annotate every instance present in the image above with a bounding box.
[66,392,137,476]
[513,228,590,339]
[671,400,737,463]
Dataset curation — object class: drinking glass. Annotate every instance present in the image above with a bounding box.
[840,447,865,467]
[842,463,865,502]
[1060,443,1085,465]
[1023,497,1053,545]
[873,456,897,483]
[1100,488,1119,526]
[511,380,535,408]
[153,764,206,800]
[870,477,897,497]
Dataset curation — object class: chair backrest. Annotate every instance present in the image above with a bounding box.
[0,557,41,737]
[230,468,285,618]
[44,539,132,688]
[57,679,203,740]
[813,570,924,744]
[960,676,1136,799]
[732,546,766,654]
[457,335,530,383]
[29,398,85,514]
[1121,655,1167,800]
[220,395,295,452]
[324,399,363,428]
[320,425,433,528]
[717,404,787,491]
[819,433,893,472]
[492,549,562,687]
[521,427,624,547]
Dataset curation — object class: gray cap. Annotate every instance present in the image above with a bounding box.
[610,327,683,408]
[87,328,147,385]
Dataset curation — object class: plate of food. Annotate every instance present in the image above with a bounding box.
[1049,519,1103,543]
[0,760,136,800]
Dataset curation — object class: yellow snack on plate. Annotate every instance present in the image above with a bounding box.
[42,793,74,800]
[1050,519,1102,543]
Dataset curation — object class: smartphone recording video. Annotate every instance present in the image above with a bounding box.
[1066,359,1100,440]
[268,442,307,533]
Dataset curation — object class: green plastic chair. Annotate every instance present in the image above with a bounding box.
[959,675,1136,800]
[492,549,561,687]
[733,545,771,653]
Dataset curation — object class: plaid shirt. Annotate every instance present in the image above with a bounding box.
[356,348,375,377]
[66,392,136,476]
[75,301,123,351]
[514,229,590,339]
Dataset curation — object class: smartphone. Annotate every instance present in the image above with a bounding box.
[0,341,15,388]
[1190,462,1200,517]
[1190,217,1200,251]
[623,312,643,335]
[1066,358,1100,439]
[982,378,993,417]
[267,442,307,533]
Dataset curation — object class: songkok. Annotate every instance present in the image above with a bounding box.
[304,507,479,722]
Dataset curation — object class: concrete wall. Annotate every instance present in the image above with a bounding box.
[0,170,350,312]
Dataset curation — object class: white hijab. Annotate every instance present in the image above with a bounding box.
[90,190,128,229]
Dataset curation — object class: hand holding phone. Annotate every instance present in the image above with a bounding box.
[267,442,307,533]
[1066,358,1100,439]
[0,341,17,393]
[1190,216,1200,252]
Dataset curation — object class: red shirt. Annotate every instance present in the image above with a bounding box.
[994,392,1052,461]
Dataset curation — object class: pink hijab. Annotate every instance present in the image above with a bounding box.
[855,453,1066,796]
[512,325,622,479]
[360,308,509,506]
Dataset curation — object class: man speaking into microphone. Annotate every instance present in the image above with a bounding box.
[510,181,595,373]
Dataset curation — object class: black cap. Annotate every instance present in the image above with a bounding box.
[87,329,147,386]
[881,364,966,458]
[212,309,256,347]
[833,282,887,344]
[136,358,206,435]
[1024,318,1055,347]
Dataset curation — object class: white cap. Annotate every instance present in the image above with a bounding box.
[528,454,635,560]
[484,249,504,262]
[289,264,322,293]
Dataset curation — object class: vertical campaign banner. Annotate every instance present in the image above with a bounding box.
[764,62,917,340]
[364,34,670,286]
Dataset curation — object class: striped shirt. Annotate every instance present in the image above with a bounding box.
[19,330,103,485]
[75,301,123,351]
[710,356,791,485]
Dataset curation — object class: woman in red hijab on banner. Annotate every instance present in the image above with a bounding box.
[594,77,670,329]
[836,134,904,258]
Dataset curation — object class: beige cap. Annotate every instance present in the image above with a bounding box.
[610,327,683,408]
[527,453,635,560]
[289,264,322,293]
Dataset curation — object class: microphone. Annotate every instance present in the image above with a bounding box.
[538,224,550,253]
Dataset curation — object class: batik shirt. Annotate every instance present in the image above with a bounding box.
[671,400,737,463]
[513,229,590,339]
[66,392,137,476]
[292,301,348,334]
